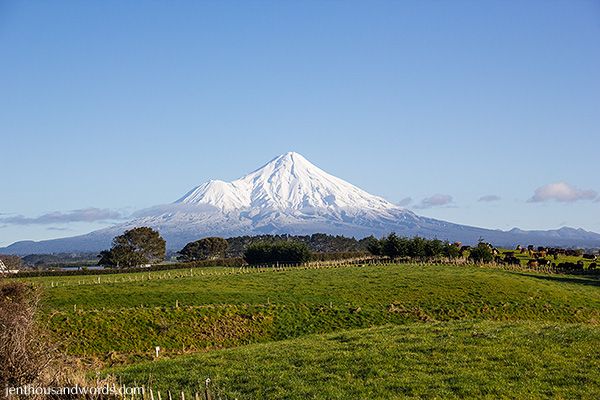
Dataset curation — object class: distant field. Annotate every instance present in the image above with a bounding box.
[110,321,600,399]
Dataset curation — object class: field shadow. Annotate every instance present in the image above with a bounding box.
[515,272,600,288]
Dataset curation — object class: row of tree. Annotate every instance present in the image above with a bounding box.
[96,227,495,268]
[225,233,372,257]
[364,233,461,260]
[243,241,311,265]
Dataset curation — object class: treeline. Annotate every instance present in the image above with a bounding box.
[95,229,373,268]
[365,233,462,260]
[225,233,371,257]
[244,241,312,265]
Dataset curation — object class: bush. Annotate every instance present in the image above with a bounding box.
[178,237,228,261]
[244,241,312,265]
[0,282,55,390]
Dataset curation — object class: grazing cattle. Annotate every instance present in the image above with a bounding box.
[504,255,520,266]
[557,261,584,271]
[557,262,575,271]
[537,259,551,267]
[589,262,597,270]
[527,259,539,268]
[505,251,515,258]
[565,249,583,257]
[582,254,597,260]
[516,245,522,251]
[520,248,527,254]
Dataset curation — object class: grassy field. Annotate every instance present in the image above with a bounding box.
[17,262,600,398]
[111,321,600,399]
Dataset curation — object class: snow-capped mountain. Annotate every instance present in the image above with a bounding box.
[177,152,395,213]
[3,152,600,254]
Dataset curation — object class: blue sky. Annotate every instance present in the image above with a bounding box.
[1,1,599,247]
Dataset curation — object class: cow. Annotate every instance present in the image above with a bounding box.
[558,261,584,271]
[582,254,597,260]
[589,262,597,270]
[537,259,552,267]
[527,260,539,268]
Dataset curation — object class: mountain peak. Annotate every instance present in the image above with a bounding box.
[177,152,400,214]
[250,151,315,176]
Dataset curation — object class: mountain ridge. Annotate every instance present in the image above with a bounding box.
[2,152,600,254]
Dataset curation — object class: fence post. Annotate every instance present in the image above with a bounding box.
[204,378,212,400]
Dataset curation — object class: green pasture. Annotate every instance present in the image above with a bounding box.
[110,320,600,399]
[14,261,599,398]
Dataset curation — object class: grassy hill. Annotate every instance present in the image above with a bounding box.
[18,262,600,398]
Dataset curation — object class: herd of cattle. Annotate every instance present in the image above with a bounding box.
[456,243,598,272]
[503,245,596,271]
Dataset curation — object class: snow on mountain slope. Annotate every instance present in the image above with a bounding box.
[176,152,400,214]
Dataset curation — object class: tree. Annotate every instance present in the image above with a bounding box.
[244,241,312,265]
[381,233,409,259]
[443,242,461,259]
[408,236,427,258]
[98,227,165,268]
[424,239,443,258]
[469,241,494,264]
[363,236,383,256]
[178,237,228,261]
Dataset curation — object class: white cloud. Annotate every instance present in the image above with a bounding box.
[528,182,598,203]
[415,194,453,209]
[131,203,219,218]
[0,208,124,225]
[397,197,412,207]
